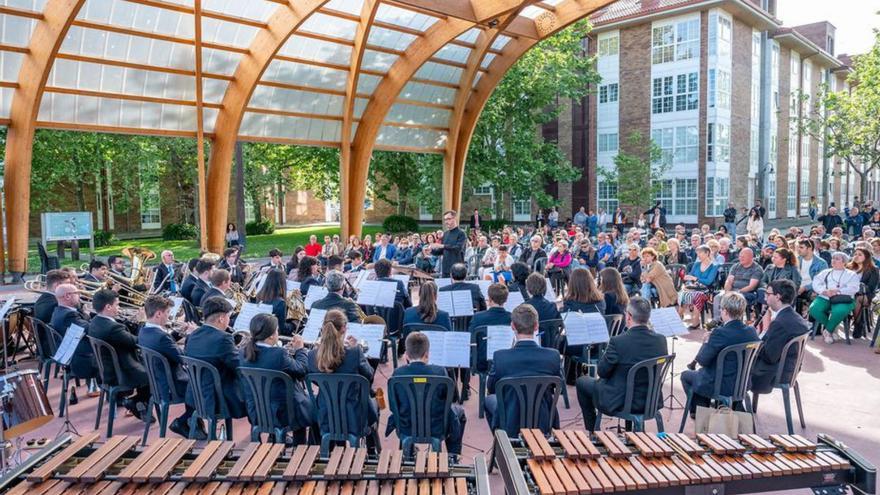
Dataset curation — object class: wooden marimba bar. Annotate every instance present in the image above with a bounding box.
[492,428,876,495]
[0,433,490,495]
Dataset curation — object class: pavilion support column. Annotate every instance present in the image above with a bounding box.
[205,138,234,254]
[4,127,36,279]
[342,144,370,239]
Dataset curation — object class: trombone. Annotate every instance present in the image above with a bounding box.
[77,278,145,309]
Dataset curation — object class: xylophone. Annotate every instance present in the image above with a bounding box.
[0,433,490,495]
[492,428,876,495]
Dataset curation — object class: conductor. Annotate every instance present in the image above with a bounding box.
[431,210,467,278]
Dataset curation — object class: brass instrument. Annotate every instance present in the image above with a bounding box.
[24,275,52,296]
[285,288,307,322]
[121,246,156,288]
[77,278,143,309]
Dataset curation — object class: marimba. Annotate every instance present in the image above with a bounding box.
[492,428,876,495]
[0,433,490,495]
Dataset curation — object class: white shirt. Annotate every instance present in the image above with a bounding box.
[798,257,813,288]
[812,268,860,298]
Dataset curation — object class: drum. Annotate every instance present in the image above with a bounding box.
[0,369,53,438]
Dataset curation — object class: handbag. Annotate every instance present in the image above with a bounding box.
[694,405,754,436]
[829,294,854,304]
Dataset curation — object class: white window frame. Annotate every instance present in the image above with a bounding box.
[599,83,619,104]
[652,72,698,114]
[707,123,730,163]
[652,126,697,165]
[706,177,729,217]
[473,183,493,196]
[139,168,161,229]
[652,19,699,65]
[598,35,619,57]
[512,197,531,222]
[708,68,731,109]
[597,180,619,214]
[598,132,619,153]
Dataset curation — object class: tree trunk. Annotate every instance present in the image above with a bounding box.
[235,142,247,248]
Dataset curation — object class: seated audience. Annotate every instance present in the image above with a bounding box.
[638,247,677,308]
[809,251,861,344]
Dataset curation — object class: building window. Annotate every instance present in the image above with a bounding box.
[675,73,699,111]
[768,177,777,213]
[512,197,531,221]
[599,83,618,103]
[473,183,493,195]
[709,14,732,57]
[139,169,161,229]
[675,178,698,216]
[652,25,674,64]
[708,69,730,109]
[652,126,697,165]
[652,19,699,64]
[598,132,618,153]
[654,179,674,213]
[706,177,729,217]
[653,73,698,114]
[598,35,619,57]
[787,181,797,211]
[652,76,673,114]
[597,180,619,213]
[707,123,730,163]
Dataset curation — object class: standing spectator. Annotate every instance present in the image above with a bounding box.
[808,196,818,221]
[597,208,609,234]
[818,207,844,233]
[225,223,240,247]
[548,207,559,229]
[469,208,483,231]
[749,199,766,220]
[587,210,599,237]
[810,252,860,344]
[573,207,588,231]
[747,208,764,242]
[723,203,738,236]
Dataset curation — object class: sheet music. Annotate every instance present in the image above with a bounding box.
[253,272,268,294]
[233,302,274,332]
[52,323,86,366]
[303,287,328,310]
[562,312,609,346]
[301,308,327,343]
[392,274,410,287]
[486,325,515,360]
[225,298,238,309]
[286,280,301,293]
[435,278,452,289]
[476,280,492,300]
[423,331,471,368]
[0,297,14,322]
[356,280,397,308]
[352,269,374,289]
[649,307,690,337]
[345,323,384,360]
[544,279,557,303]
[503,290,525,312]
[437,290,475,317]
[169,296,184,318]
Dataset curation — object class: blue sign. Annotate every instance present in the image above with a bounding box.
[41,212,93,242]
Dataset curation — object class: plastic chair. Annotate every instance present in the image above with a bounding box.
[387,375,454,457]
[494,376,562,437]
[809,316,853,344]
[88,336,136,437]
[37,241,59,274]
[306,373,377,456]
[240,367,303,443]
[181,299,202,325]
[365,302,404,364]
[751,333,808,434]
[180,356,234,441]
[30,317,61,393]
[138,345,186,445]
[533,257,548,274]
[396,323,448,369]
[470,326,490,419]
[570,314,624,379]
[679,340,762,433]
[595,354,675,432]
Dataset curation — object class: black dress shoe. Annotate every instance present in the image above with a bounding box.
[169,418,191,439]
[460,388,470,402]
[68,388,78,406]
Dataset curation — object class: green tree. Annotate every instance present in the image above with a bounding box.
[599,131,667,212]
[369,151,442,215]
[801,28,880,200]
[464,20,599,217]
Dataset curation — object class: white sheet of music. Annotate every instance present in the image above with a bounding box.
[544,279,557,303]
[392,274,410,287]
[286,280,301,292]
[562,312,609,346]
[0,298,14,322]
[303,287,328,310]
[301,308,327,343]
[253,272,268,294]
[225,298,238,309]
[52,323,85,366]
[233,302,274,332]
[437,290,474,317]
[345,323,384,360]
[169,296,184,318]
[486,325,515,360]
[423,331,471,368]
[476,280,492,300]
[503,290,525,312]
[649,307,690,337]
[356,280,397,308]
[435,278,452,289]
[353,269,374,289]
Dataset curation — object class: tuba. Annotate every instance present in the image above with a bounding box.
[286,288,307,322]
[122,246,157,288]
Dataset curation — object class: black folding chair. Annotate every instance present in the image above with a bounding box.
[30,317,61,393]
[595,354,675,432]
[365,302,404,365]
[37,241,59,274]
[387,375,454,457]
[666,264,687,292]
[679,340,762,433]
[181,356,234,440]
[240,367,305,443]
[494,375,562,437]
[306,373,378,456]
[570,314,624,379]
[88,336,136,438]
[751,333,809,434]
[139,345,186,445]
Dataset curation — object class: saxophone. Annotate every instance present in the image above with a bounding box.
[286,288,307,322]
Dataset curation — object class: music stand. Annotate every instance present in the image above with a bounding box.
[648,307,689,411]
[51,324,86,439]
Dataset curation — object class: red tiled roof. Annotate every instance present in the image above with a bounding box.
[589,0,704,26]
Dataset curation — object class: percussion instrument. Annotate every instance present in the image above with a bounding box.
[0,434,490,495]
[492,428,876,495]
[0,369,53,438]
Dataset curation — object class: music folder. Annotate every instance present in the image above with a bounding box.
[503,290,525,312]
[233,302,274,332]
[301,308,327,343]
[437,290,474,317]
[486,325,515,360]
[561,312,609,346]
[53,323,86,366]
[649,307,690,337]
[345,323,384,360]
[356,280,397,308]
[423,331,471,368]
[303,287,329,310]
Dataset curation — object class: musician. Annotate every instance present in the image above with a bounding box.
[254,269,293,336]
[681,292,759,416]
[307,309,378,446]
[88,289,150,420]
[575,297,667,431]
[439,263,486,311]
[240,314,311,443]
[262,249,285,272]
[389,332,466,455]
[184,297,247,419]
[485,305,562,434]
[524,272,560,324]
[35,269,69,324]
[374,259,411,308]
[188,259,215,306]
[199,269,232,311]
[403,282,452,331]
[153,250,180,293]
[750,280,811,395]
[311,271,362,323]
[347,252,366,273]
[179,259,200,303]
[372,234,396,262]
[468,283,512,397]
[431,210,467,278]
[138,295,205,439]
[295,256,323,296]
[81,260,109,283]
[107,255,127,278]
[218,248,245,285]
[50,283,99,395]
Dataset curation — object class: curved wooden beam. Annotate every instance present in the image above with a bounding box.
[447,0,615,211]
[205,0,329,253]
[3,0,86,276]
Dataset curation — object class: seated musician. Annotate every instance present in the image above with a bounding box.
[51,283,99,397]
[523,272,561,324]
[681,292,759,417]
[184,297,247,419]
[179,258,200,303]
[240,314,312,443]
[326,256,355,298]
[403,282,452,331]
[506,262,530,300]
[750,280,811,394]
[254,269,293,336]
[294,256,323,296]
[262,248,285,272]
[218,248,245,285]
[439,263,486,311]
[137,295,205,439]
[575,297,667,431]
[374,259,412,308]
[189,259,215,306]
[88,289,150,419]
[81,259,109,283]
[347,251,366,273]
[35,269,69,324]
[108,255,127,279]
[484,305,563,434]
[307,309,378,446]
[153,250,180,293]
[199,269,232,311]
[310,270,362,323]
[389,332,466,455]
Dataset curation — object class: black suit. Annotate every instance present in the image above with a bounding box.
[153,263,180,293]
[199,288,226,310]
[183,324,247,418]
[34,292,57,325]
[179,274,198,303]
[469,214,482,230]
[189,278,210,306]
[88,315,149,390]
[433,227,467,278]
[310,292,363,323]
[299,276,323,297]
[750,306,810,393]
[307,346,377,438]
[218,260,245,285]
[139,324,194,425]
[524,296,560,322]
[240,345,312,431]
[440,281,486,311]
[50,306,98,379]
[468,307,512,372]
[575,325,668,430]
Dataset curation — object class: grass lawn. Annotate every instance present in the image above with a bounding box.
[27,225,389,271]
